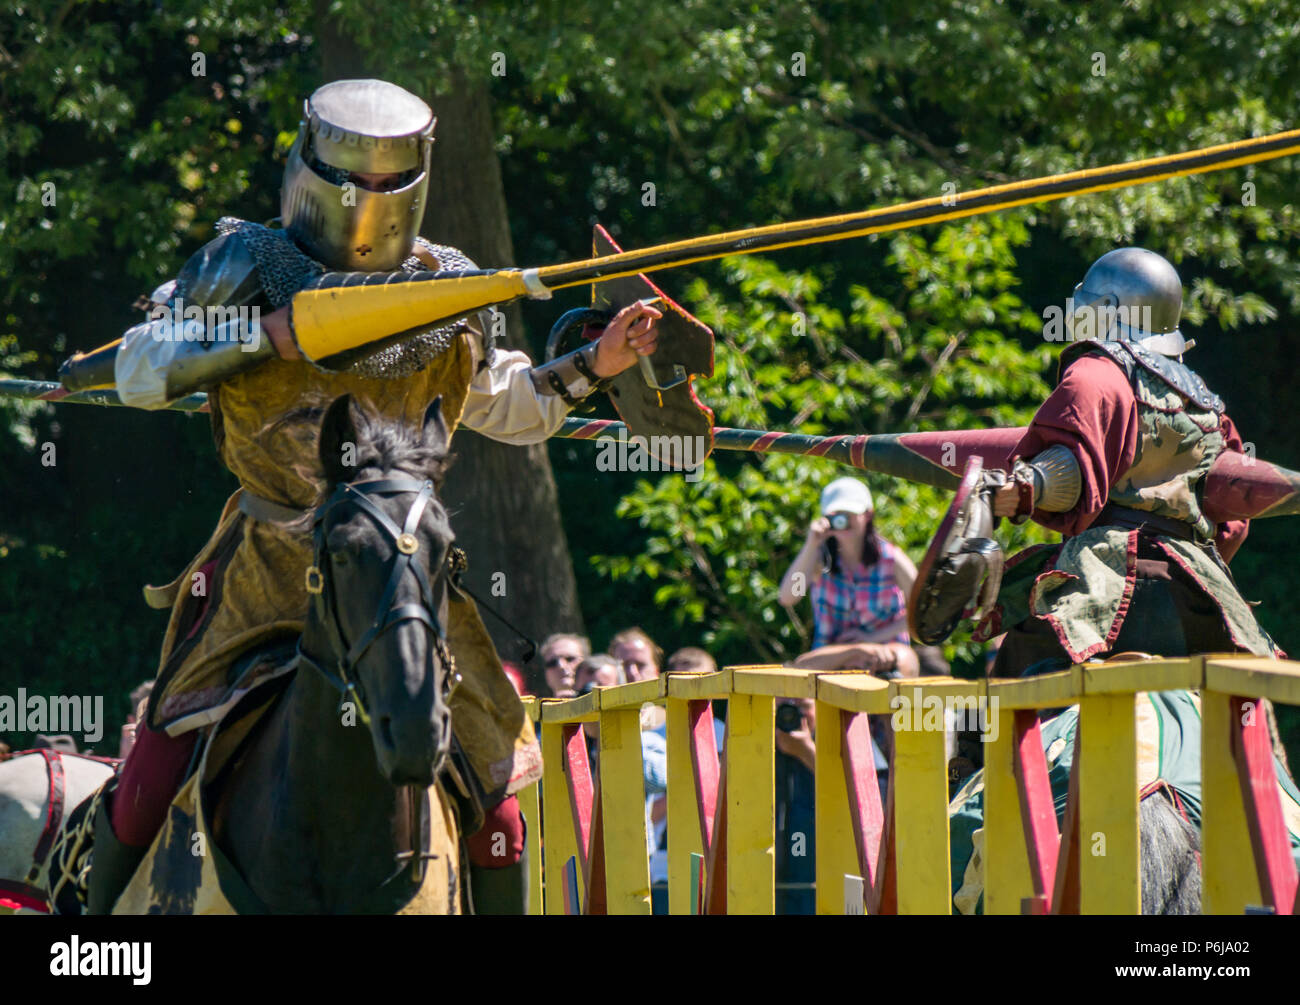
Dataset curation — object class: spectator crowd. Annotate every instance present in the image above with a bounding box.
[513,475,981,914]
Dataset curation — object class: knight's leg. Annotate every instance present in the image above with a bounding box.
[109,722,199,847]
[87,723,198,914]
[466,794,528,914]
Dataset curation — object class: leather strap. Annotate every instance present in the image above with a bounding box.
[28,750,65,879]
[0,878,51,913]
[1096,503,1201,542]
[1006,460,1037,526]
[238,489,310,525]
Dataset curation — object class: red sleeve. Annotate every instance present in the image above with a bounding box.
[1012,353,1140,537]
[1214,412,1250,563]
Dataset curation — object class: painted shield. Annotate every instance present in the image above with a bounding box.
[589,224,715,466]
[908,456,1005,645]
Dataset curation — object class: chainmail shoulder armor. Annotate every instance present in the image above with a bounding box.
[1061,338,1224,414]
[213,218,481,379]
[214,217,324,309]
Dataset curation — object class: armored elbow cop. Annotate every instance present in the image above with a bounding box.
[1008,444,1082,522]
[528,341,606,407]
[116,310,277,407]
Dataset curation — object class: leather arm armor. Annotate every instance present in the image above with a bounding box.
[527,340,606,408]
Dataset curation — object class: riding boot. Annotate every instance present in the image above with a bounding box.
[468,856,529,915]
[86,796,147,916]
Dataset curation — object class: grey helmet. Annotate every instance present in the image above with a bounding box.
[1065,247,1188,357]
[281,79,436,272]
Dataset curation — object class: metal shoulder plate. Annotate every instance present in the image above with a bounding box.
[173,230,266,308]
[1059,338,1224,413]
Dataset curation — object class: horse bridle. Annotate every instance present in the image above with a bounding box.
[296,475,458,772]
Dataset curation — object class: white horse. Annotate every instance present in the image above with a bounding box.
[0,752,115,912]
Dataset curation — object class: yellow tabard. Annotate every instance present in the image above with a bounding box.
[144,335,541,801]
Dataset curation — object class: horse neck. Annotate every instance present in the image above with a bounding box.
[224,649,423,912]
[284,654,415,843]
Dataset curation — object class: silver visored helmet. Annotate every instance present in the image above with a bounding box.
[281,79,436,271]
[1065,247,1188,356]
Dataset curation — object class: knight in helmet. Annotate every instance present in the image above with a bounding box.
[975,246,1279,676]
[912,246,1282,682]
[88,79,663,914]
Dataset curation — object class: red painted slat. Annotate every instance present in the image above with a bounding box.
[584,781,607,915]
[563,723,595,878]
[1051,732,1082,915]
[689,700,720,849]
[1232,696,1299,914]
[871,774,898,915]
[841,710,885,891]
[703,754,729,915]
[1013,710,1060,904]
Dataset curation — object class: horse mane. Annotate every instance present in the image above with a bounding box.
[325,403,452,491]
[258,397,453,505]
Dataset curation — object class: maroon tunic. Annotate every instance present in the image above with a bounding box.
[1011,353,1250,560]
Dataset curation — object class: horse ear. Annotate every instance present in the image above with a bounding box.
[422,395,449,453]
[320,394,359,485]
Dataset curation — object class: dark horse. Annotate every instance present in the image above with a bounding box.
[158,394,464,913]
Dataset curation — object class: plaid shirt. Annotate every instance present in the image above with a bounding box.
[809,538,910,649]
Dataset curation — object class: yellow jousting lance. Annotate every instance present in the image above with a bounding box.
[60,128,1300,389]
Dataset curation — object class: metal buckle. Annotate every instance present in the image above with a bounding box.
[305,565,325,594]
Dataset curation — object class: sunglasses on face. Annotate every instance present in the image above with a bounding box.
[545,655,580,669]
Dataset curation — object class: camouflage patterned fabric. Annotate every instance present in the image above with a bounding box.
[976,342,1279,661]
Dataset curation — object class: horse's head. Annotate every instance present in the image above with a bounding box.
[302,393,457,787]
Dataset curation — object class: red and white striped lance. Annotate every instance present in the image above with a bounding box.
[4,378,1297,522]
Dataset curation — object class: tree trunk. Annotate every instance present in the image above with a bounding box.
[314,10,586,681]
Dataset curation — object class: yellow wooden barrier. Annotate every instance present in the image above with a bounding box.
[520,657,1300,915]
[981,699,1034,915]
[1076,692,1139,913]
[539,719,581,915]
[519,699,544,915]
[722,692,775,914]
[1201,690,1264,913]
[597,706,653,913]
[813,697,857,915]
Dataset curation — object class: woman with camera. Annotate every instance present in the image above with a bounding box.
[778,477,919,677]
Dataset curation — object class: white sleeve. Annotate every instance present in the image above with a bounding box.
[457,339,578,444]
[115,318,180,410]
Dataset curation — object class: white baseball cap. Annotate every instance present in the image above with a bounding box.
[820,477,873,516]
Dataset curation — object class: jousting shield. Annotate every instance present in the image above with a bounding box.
[588,225,715,466]
[908,456,1006,645]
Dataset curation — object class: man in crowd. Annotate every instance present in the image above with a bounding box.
[539,633,590,698]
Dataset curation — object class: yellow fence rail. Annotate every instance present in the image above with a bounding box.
[517,655,1300,915]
